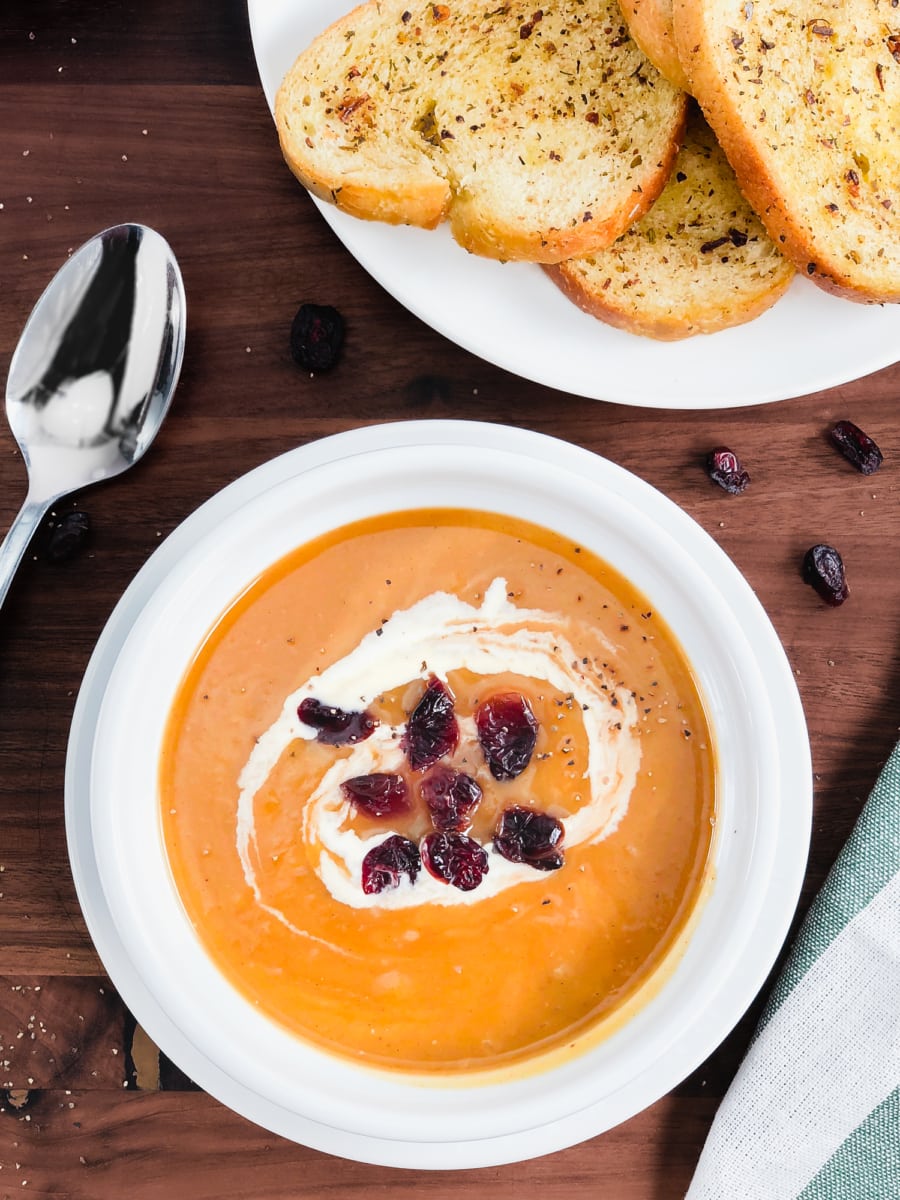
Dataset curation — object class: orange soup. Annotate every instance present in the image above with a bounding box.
[160,509,716,1074]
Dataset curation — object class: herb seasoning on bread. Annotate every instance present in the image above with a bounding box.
[674,0,900,302]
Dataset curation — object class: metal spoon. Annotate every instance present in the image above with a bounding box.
[0,223,186,610]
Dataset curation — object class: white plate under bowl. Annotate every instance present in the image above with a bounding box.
[66,421,811,1168]
[247,0,900,409]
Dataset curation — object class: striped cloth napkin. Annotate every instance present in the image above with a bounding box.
[687,740,900,1199]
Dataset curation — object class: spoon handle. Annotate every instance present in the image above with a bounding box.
[0,496,50,611]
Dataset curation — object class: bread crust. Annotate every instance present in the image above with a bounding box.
[618,0,691,93]
[548,254,791,338]
[674,0,900,303]
[275,1,688,264]
[281,162,452,231]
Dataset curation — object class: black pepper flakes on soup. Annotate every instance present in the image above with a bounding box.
[290,303,345,372]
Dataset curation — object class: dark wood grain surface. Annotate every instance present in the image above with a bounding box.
[1,3,897,1195]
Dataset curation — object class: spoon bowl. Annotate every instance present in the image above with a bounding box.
[1,223,185,608]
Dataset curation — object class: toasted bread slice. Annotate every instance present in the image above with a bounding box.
[674,0,900,302]
[275,1,688,263]
[619,0,691,93]
[546,108,794,339]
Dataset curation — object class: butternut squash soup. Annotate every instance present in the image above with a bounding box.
[160,508,716,1074]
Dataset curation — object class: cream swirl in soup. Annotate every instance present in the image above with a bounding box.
[236,577,640,914]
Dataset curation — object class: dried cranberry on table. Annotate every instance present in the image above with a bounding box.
[341,772,410,817]
[419,765,482,832]
[402,676,459,770]
[705,446,750,494]
[44,510,91,563]
[802,544,849,607]
[289,302,344,372]
[829,420,883,475]
[493,806,565,871]
[475,692,538,780]
[362,835,420,895]
[421,831,489,892]
[297,697,377,745]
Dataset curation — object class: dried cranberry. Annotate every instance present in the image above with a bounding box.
[493,806,565,871]
[44,510,91,563]
[289,302,344,372]
[298,697,377,745]
[361,835,420,895]
[402,676,459,770]
[802,544,849,606]
[706,446,750,494]
[341,773,409,817]
[421,831,489,891]
[475,693,538,780]
[829,420,883,475]
[419,766,482,832]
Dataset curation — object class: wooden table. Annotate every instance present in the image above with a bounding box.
[0,3,897,1195]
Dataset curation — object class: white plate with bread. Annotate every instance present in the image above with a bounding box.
[248,0,900,408]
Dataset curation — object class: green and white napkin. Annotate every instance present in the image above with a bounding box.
[688,740,900,1199]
